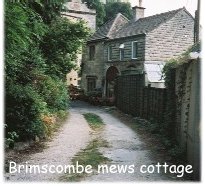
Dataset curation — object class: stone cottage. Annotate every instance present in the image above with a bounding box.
[61,0,96,86]
[81,5,195,97]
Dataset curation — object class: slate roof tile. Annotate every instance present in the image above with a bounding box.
[88,7,185,42]
[88,13,129,42]
[114,8,183,39]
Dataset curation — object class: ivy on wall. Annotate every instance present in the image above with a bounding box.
[162,42,200,152]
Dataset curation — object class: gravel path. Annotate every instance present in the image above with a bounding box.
[71,101,178,182]
[5,101,181,182]
[5,109,92,182]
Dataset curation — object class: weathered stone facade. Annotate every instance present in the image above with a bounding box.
[61,0,96,86]
[81,42,105,92]
[62,0,96,31]
[145,10,194,61]
[81,7,195,97]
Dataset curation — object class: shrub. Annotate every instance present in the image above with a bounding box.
[5,84,47,141]
[5,1,89,143]
[35,75,69,112]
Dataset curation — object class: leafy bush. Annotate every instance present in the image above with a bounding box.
[168,145,186,163]
[5,1,89,143]
[35,75,69,112]
[5,130,19,149]
[104,2,132,23]
[82,0,105,27]
[5,84,47,141]
[41,17,90,79]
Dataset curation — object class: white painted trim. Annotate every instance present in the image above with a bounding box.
[132,41,138,59]
[108,46,112,61]
[119,48,123,61]
[119,43,125,61]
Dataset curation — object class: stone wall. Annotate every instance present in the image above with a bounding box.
[104,35,146,63]
[175,59,200,180]
[81,42,105,92]
[145,9,194,61]
[80,9,194,95]
[62,1,96,31]
[62,0,96,87]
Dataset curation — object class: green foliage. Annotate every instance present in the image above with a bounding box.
[83,0,105,27]
[5,1,89,143]
[5,130,19,149]
[168,145,186,163]
[5,2,48,141]
[41,18,90,79]
[61,138,109,181]
[6,84,47,140]
[162,43,200,139]
[56,110,69,120]
[83,1,132,27]
[35,75,69,112]
[27,0,67,24]
[162,59,177,139]
[104,2,132,23]
[161,43,201,159]
[83,113,104,130]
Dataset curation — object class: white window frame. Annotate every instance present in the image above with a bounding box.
[119,43,125,61]
[108,46,112,61]
[120,48,124,61]
[132,41,138,59]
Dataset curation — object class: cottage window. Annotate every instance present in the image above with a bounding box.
[132,41,138,59]
[108,46,112,61]
[87,77,96,92]
[89,45,95,60]
[119,43,125,61]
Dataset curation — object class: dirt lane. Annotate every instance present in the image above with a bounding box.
[71,101,177,182]
[5,110,92,182]
[5,100,179,182]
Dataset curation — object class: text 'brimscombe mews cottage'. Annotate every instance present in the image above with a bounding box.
[81,5,194,98]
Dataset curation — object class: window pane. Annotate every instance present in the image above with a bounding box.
[120,49,124,60]
[132,42,138,58]
[108,46,112,61]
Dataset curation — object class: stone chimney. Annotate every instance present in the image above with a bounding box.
[132,0,145,22]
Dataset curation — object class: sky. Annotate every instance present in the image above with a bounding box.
[130,0,198,17]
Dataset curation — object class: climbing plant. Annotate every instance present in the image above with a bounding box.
[163,42,200,143]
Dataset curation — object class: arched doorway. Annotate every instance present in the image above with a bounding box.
[106,66,119,97]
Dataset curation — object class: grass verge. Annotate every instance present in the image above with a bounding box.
[83,113,104,130]
[60,138,110,182]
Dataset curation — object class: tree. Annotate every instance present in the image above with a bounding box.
[5,2,49,141]
[27,0,67,24]
[41,18,90,80]
[5,1,90,142]
[82,0,105,27]
[104,2,132,22]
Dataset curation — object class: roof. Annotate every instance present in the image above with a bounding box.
[88,13,129,42]
[88,7,189,42]
[63,1,96,14]
[114,8,184,39]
